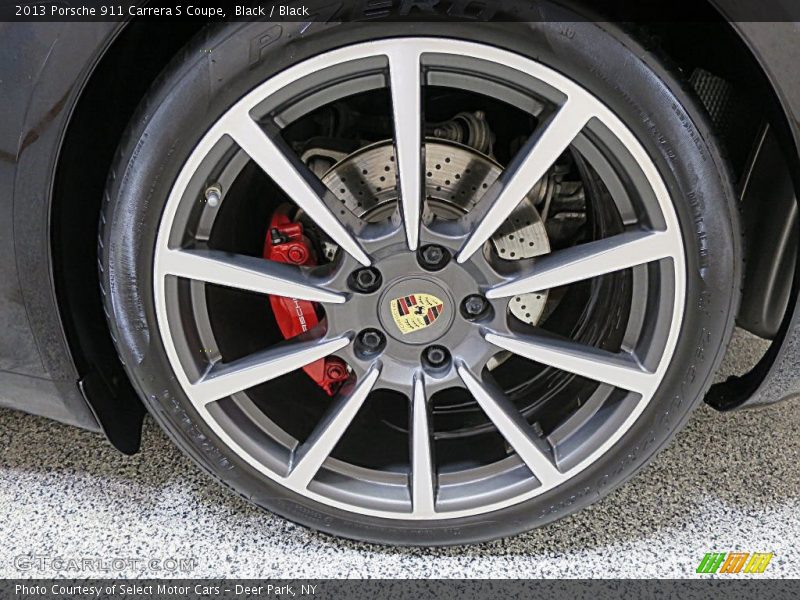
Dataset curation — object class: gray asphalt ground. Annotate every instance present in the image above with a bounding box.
[1,329,798,578]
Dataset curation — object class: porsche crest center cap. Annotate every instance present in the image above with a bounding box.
[378,278,454,344]
[390,293,444,335]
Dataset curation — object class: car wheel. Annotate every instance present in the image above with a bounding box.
[100,10,739,545]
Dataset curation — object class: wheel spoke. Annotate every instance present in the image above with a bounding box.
[161,249,346,303]
[457,97,594,262]
[485,332,656,395]
[487,231,674,298]
[223,112,371,266]
[410,374,436,516]
[190,337,350,405]
[285,366,381,488]
[387,49,423,251]
[457,365,562,487]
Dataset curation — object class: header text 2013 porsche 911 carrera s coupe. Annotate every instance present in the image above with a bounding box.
[2,1,800,544]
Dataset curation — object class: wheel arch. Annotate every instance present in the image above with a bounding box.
[50,20,204,452]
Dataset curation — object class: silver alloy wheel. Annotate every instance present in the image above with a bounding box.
[152,38,686,519]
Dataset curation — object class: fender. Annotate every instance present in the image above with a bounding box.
[707,22,800,409]
[0,22,122,431]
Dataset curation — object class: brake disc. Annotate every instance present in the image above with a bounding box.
[321,139,550,326]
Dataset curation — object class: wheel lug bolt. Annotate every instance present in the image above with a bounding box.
[356,328,385,357]
[462,294,488,318]
[361,331,382,348]
[350,267,382,293]
[422,245,444,264]
[423,345,450,368]
[418,244,449,271]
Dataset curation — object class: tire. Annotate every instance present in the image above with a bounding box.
[100,4,740,545]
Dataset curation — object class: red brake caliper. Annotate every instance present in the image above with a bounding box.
[263,204,349,396]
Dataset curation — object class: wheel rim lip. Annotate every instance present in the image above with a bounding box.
[152,37,686,520]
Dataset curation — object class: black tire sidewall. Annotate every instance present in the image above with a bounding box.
[101,9,739,546]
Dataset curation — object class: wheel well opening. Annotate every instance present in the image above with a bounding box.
[637,22,800,407]
[52,21,204,452]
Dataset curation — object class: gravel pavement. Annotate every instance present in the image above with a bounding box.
[1,329,797,578]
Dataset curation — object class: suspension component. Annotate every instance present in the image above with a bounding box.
[429,110,494,156]
[264,204,349,396]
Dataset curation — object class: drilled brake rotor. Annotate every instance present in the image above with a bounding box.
[321,139,550,326]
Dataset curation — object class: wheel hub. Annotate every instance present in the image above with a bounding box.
[326,241,501,395]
